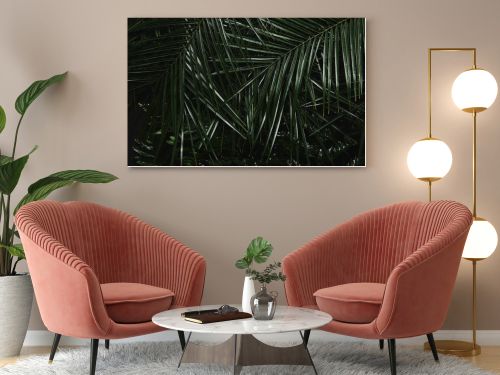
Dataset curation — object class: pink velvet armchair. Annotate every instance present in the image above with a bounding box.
[16,200,206,375]
[283,200,472,375]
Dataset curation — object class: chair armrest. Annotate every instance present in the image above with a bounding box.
[124,219,206,307]
[375,227,470,338]
[18,230,111,339]
[283,220,358,307]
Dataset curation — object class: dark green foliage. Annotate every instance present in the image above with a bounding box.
[0,151,31,194]
[248,261,286,285]
[0,106,5,134]
[128,18,365,166]
[235,237,286,284]
[0,73,117,276]
[15,72,67,115]
[235,237,273,272]
[15,170,118,214]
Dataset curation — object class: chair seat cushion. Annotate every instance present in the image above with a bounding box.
[101,283,174,324]
[313,283,385,324]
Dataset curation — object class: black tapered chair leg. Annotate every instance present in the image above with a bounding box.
[303,329,311,347]
[379,339,384,350]
[90,339,99,375]
[105,339,110,350]
[177,330,186,350]
[388,339,396,375]
[426,333,439,362]
[48,333,62,363]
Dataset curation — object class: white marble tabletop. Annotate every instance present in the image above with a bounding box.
[152,305,332,335]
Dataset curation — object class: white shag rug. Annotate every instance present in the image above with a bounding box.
[0,341,494,374]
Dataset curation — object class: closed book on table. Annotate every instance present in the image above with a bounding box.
[183,311,252,324]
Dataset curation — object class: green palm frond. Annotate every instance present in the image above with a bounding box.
[128,18,365,166]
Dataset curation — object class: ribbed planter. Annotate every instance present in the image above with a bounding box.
[0,274,33,358]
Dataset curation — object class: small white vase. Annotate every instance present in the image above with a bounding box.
[241,276,255,313]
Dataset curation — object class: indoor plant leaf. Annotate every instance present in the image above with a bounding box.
[14,169,118,213]
[245,237,273,263]
[0,105,5,134]
[253,252,272,263]
[15,180,74,212]
[1,244,25,260]
[27,169,118,194]
[0,155,13,165]
[15,72,67,115]
[0,147,37,194]
[235,258,250,269]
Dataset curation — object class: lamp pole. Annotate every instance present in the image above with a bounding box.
[469,108,478,353]
[424,48,476,203]
[423,47,484,357]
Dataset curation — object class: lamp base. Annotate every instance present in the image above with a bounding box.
[423,340,481,357]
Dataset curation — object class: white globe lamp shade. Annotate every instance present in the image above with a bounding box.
[407,138,453,181]
[462,218,498,259]
[452,69,498,113]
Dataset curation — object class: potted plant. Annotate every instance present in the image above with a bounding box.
[0,72,117,358]
[248,261,286,320]
[235,237,286,317]
[235,237,273,313]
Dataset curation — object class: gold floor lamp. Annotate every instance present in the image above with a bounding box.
[407,48,498,356]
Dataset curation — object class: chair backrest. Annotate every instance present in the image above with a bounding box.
[343,200,468,284]
[283,200,472,309]
[16,200,137,283]
[375,200,472,336]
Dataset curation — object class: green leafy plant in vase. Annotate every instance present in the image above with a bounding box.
[235,237,273,313]
[0,72,117,358]
[235,237,286,319]
[249,261,286,320]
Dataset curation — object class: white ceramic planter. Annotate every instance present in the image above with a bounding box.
[241,276,255,313]
[0,274,33,358]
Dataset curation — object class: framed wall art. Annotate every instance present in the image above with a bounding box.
[128,18,366,167]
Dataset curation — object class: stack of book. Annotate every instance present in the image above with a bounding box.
[182,308,252,324]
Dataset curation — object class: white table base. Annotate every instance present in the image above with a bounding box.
[178,331,317,375]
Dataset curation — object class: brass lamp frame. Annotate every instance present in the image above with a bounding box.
[422,47,490,357]
[416,48,478,201]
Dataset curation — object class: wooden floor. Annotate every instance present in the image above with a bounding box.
[465,346,500,373]
[1,345,500,372]
[0,346,53,367]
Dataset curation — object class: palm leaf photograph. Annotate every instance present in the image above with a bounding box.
[128,18,365,166]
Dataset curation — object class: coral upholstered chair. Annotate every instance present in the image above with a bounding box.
[283,200,472,375]
[15,201,206,375]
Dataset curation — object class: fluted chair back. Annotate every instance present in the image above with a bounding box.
[283,201,472,317]
[16,200,206,338]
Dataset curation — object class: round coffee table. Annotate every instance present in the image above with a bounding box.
[153,305,331,374]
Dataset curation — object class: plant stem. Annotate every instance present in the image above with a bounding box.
[0,194,3,273]
[1,113,24,276]
[11,114,24,159]
[11,258,21,275]
[2,194,11,273]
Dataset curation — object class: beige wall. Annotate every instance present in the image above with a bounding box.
[1,0,500,331]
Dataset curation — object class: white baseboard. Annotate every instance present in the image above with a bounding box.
[23,329,500,347]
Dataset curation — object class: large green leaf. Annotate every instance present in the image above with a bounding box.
[245,236,273,264]
[0,147,37,194]
[28,170,117,193]
[15,72,67,115]
[0,155,13,165]
[1,244,25,260]
[0,105,5,134]
[235,258,250,269]
[16,180,73,211]
[15,169,117,213]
